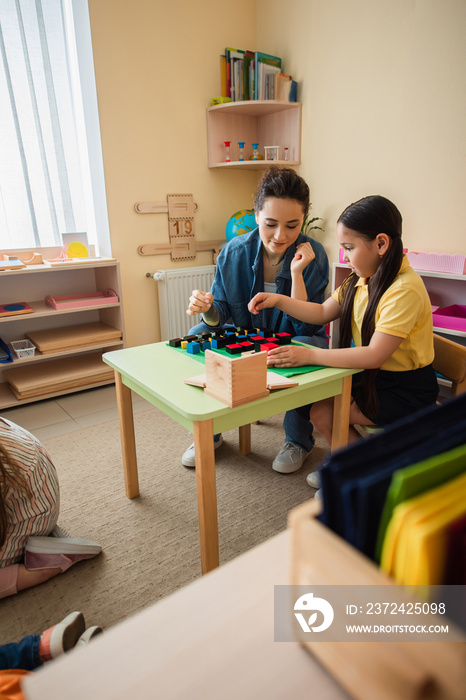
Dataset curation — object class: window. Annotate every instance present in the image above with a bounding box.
[0,0,110,255]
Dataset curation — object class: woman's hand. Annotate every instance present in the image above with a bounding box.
[266,344,316,368]
[186,289,214,316]
[248,292,279,315]
[290,241,315,275]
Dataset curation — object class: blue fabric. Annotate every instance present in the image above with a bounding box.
[204,227,329,339]
[0,635,42,671]
[318,393,466,559]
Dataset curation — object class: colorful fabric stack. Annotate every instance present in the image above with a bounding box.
[318,393,466,587]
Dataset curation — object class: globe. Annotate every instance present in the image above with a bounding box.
[225,209,256,242]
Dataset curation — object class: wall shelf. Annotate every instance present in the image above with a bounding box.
[206,100,301,168]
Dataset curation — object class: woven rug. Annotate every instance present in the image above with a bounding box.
[0,407,326,643]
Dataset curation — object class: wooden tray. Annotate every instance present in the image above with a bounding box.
[3,352,114,398]
[45,288,119,310]
[26,322,122,354]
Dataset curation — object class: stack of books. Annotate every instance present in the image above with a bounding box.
[220,49,297,102]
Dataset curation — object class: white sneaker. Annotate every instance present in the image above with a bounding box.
[182,434,224,468]
[306,470,321,489]
[49,611,86,658]
[272,442,310,474]
[77,626,103,646]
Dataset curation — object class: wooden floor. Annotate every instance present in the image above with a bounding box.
[0,385,151,438]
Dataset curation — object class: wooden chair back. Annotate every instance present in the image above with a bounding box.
[433,333,466,396]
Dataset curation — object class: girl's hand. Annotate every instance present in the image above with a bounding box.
[248,292,278,315]
[186,289,214,316]
[266,344,315,368]
[290,242,315,275]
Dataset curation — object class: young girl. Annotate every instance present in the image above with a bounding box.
[248,195,439,452]
[183,166,329,474]
[0,417,101,599]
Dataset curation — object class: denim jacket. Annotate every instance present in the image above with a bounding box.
[205,228,329,338]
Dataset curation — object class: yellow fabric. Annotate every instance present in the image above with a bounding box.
[380,472,466,585]
[332,256,434,370]
[0,670,28,700]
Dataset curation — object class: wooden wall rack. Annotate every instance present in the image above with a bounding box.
[136,193,224,263]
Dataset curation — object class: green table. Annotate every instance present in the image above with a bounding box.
[103,342,359,574]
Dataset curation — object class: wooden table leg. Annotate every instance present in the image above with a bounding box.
[193,419,219,574]
[331,374,352,451]
[114,371,139,499]
[238,424,251,455]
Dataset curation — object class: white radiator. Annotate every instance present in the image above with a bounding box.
[148,265,216,340]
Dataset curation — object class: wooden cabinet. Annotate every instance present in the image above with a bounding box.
[330,262,466,348]
[0,259,125,409]
[206,100,301,169]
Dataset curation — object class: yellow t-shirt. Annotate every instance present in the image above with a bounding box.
[332,256,434,371]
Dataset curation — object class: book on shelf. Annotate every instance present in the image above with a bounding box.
[254,51,281,100]
[275,73,297,102]
[225,47,246,101]
[220,54,227,96]
[222,48,296,101]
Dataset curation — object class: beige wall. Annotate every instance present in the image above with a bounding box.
[89,0,466,347]
[88,0,259,347]
[257,0,466,267]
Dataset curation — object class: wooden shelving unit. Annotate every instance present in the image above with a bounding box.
[206,100,301,169]
[0,258,125,409]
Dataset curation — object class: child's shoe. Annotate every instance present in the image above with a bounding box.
[24,527,102,572]
[77,626,103,646]
[40,611,86,661]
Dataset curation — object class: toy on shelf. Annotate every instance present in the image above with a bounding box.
[0,302,34,318]
[224,141,231,162]
[0,259,26,271]
[2,253,42,266]
[283,147,289,161]
[45,289,119,310]
[238,141,245,161]
[62,232,89,259]
[0,338,13,363]
[211,96,232,106]
[10,339,36,359]
[407,251,466,275]
[264,146,279,161]
[252,142,259,160]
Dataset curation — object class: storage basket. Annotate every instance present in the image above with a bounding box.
[11,339,36,359]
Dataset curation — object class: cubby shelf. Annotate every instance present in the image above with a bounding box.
[0,258,125,409]
[206,100,301,168]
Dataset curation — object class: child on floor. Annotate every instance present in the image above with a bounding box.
[248,195,439,478]
[0,417,101,599]
[0,611,102,700]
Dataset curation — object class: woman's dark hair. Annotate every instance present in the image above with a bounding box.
[0,443,32,549]
[253,166,310,215]
[337,195,404,420]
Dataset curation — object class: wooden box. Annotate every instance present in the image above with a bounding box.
[204,349,269,407]
[288,500,466,700]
